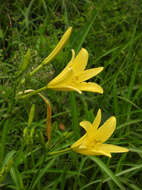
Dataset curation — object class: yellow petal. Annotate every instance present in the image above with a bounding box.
[91,150,112,157]
[72,146,111,157]
[95,117,116,143]
[42,27,72,65]
[96,144,129,153]
[80,121,97,140]
[92,109,102,129]
[80,121,92,131]
[71,48,88,73]
[67,49,75,67]
[47,66,73,86]
[77,67,104,82]
[76,82,103,94]
[48,84,82,94]
[59,85,82,93]
[73,148,99,156]
[47,49,75,86]
[71,135,87,149]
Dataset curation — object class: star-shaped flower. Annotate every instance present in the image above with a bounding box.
[47,48,103,94]
[71,109,129,158]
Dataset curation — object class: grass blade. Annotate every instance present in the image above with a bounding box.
[69,92,80,138]
[90,156,125,190]
[30,158,56,190]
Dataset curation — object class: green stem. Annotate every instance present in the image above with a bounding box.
[17,85,49,99]
[69,92,80,138]
[48,148,71,155]
[20,64,43,84]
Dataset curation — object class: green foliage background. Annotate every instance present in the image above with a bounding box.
[0,0,142,189]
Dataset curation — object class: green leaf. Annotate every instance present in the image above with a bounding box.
[10,167,24,190]
[90,156,125,190]
[31,158,57,190]
[72,10,98,54]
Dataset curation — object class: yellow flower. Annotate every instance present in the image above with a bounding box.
[71,109,129,158]
[47,48,103,94]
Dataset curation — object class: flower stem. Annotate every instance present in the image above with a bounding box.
[17,85,49,99]
[48,148,71,155]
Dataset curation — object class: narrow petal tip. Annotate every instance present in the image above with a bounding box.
[71,49,75,59]
[110,116,116,125]
[67,26,72,33]
[99,67,104,72]
[102,152,112,158]
[98,109,101,113]
[107,154,112,158]
[64,27,72,38]
[80,120,92,129]
[120,147,129,152]
[99,87,104,94]
[96,85,103,94]
[81,48,88,55]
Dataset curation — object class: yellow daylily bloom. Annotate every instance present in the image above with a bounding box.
[47,48,104,94]
[71,109,129,158]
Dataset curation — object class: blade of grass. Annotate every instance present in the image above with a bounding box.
[80,95,90,120]
[104,164,142,183]
[25,0,36,29]
[0,120,10,166]
[117,96,140,109]
[117,119,142,130]
[80,179,102,190]
[113,77,119,116]
[62,0,69,27]
[10,166,25,190]
[124,21,138,121]
[126,61,138,120]
[30,158,57,190]
[90,156,125,190]
[72,10,98,54]
[69,92,80,138]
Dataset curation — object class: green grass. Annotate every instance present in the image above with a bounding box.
[0,0,142,189]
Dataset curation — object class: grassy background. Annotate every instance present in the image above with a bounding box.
[0,0,142,189]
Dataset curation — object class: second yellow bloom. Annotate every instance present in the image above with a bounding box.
[47,48,103,94]
[71,109,129,158]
